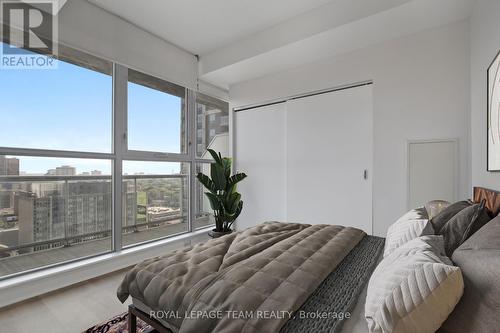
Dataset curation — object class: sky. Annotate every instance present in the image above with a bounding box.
[0,43,184,175]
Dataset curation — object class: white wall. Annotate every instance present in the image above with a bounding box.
[470,0,500,190]
[230,20,470,236]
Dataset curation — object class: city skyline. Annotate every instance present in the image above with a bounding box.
[0,157,184,176]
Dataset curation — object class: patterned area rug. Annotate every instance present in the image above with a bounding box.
[86,236,383,333]
[84,312,159,333]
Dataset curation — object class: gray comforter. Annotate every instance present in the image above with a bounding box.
[117,222,365,333]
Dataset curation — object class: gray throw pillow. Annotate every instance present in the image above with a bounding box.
[437,202,491,257]
[441,214,500,333]
[430,200,472,233]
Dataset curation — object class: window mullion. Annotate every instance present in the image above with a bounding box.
[121,151,191,163]
[112,63,128,252]
[0,147,114,160]
[187,90,196,233]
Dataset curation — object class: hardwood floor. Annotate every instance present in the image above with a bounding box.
[0,269,132,333]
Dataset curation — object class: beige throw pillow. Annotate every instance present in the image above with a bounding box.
[365,236,464,333]
[383,208,433,257]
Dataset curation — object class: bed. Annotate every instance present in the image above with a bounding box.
[117,223,384,333]
[117,187,500,333]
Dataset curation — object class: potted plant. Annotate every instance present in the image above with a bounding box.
[196,149,247,237]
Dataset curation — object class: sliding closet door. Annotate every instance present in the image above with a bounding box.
[234,103,287,230]
[286,85,373,233]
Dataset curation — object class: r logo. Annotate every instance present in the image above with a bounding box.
[1,0,58,68]
[1,1,55,54]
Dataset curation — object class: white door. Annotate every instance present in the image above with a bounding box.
[408,140,458,209]
[286,85,373,233]
[234,103,287,230]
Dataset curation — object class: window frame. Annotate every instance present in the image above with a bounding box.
[0,42,227,280]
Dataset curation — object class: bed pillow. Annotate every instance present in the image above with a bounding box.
[383,207,433,257]
[437,201,491,257]
[365,236,464,333]
[430,200,472,233]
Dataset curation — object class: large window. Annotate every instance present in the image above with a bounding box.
[0,42,228,279]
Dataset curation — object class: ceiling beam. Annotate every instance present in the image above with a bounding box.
[199,0,411,77]
[199,0,472,88]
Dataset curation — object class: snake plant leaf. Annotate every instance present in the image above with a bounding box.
[207,148,222,164]
[233,200,243,220]
[227,173,247,189]
[211,163,227,190]
[224,201,243,223]
[226,192,241,214]
[205,192,221,211]
[224,184,238,200]
[222,157,232,178]
[196,173,216,194]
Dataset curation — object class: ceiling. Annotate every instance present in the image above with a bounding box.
[87,0,473,90]
[87,0,333,54]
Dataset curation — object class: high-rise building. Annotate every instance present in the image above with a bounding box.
[0,156,8,175]
[195,95,229,157]
[0,156,20,176]
[0,191,12,210]
[6,158,19,176]
[16,180,113,252]
[55,165,76,176]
